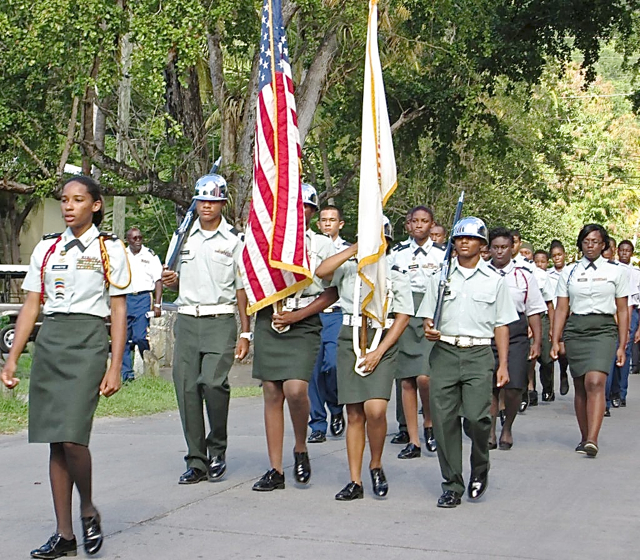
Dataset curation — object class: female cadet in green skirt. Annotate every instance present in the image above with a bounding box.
[250,184,338,491]
[1,176,131,559]
[388,206,444,459]
[315,217,412,501]
[551,224,629,457]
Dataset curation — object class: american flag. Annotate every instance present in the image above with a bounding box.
[241,0,312,314]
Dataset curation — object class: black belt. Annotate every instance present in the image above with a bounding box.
[130,290,152,296]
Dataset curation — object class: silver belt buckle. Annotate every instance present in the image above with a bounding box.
[456,336,473,348]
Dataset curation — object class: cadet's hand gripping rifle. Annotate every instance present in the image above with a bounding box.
[165,157,222,271]
[432,191,464,330]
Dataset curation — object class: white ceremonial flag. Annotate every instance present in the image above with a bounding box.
[356,0,397,323]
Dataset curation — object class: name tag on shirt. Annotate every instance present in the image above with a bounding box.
[180,250,190,255]
[577,278,588,282]
[408,264,419,270]
[52,264,68,270]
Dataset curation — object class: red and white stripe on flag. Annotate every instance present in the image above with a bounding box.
[356,0,398,323]
[241,0,311,315]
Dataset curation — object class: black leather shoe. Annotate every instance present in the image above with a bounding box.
[294,450,311,484]
[370,467,388,497]
[81,513,103,555]
[335,481,364,501]
[612,397,621,408]
[529,390,539,406]
[424,427,437,452]
[560,376,570,395]
[467,472,488,500]
[31,534,77,559]
[178,467,208,485]
[621,398,627,407]
[253,468,285,491]
[307,430,326,443]
[575,441,587,454]
[584,441,598,457]
[519,395,528,413]
[208,455,227,481]
[390,431,409,444]
[397,442,421,459]
[437,490,462,508]
[542,391,555,402]
[604,407,611,417]
[330,413,345,437]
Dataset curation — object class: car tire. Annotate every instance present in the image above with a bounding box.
[0,324,16,353]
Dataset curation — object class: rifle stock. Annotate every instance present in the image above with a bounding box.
[432,191,464,330]
[164,157,222,271]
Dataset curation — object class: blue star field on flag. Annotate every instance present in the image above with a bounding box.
[258,0,291,90]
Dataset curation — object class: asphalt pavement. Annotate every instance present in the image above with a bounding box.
[1,372,638,559]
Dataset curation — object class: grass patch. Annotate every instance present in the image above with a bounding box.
[1,355,262,434]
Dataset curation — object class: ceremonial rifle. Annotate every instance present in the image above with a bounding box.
[165,157,222,271]
[432,191,464,330]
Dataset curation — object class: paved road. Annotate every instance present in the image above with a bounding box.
[1,375,638,559]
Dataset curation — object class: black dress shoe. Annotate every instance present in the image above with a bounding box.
[252,468,285,491]
[31,534,77,559]
[81,513,103,555]
[519,395,528,413]
[575,441,587,454]
[390,431,409,444]
[424,427,437,452]
[529,390,539,406]
[621,398,627,407]
[488,440,497,450]
[208,455,227,481]
[397,442,421,459]
[437,490,462,508]
[307,430,326,443]
[560,376,570,395]
[294,450,311,484]
[541,391,555,402]
[584,441,598,457]
[370,467,388,497]
[612,397,621,408]
[467,472,488,500]
[330,413,345,437]
[178,467,208,485]
[604,407,611,417]
[335,481,364,501]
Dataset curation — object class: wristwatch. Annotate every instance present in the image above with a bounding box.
[239,332,253,342]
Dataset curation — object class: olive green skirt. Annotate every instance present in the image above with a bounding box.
[337,324,397,404]
[396,292,433,379]
[29,314,109,446]
[252,307,322,382]
[492,312,529,389]
[563,314,617,378]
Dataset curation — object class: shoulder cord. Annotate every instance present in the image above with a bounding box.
[565,264,579,288]
[40,236,63,305]
[513,268,529,305]
[98,236,132,290]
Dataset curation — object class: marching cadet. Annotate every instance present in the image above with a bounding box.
[606,239,640,413]
[251,184,338,491]
[162,173,250,485]
[315,217,412,501]
[121,227,163,382]
[418,217,517,508]
[430,224,447,245]
[389,206,444,459]
[551,224,629,457]
[547,240,570,396]
[487,228,546,450]
[307,205,349,443]
[2,176,131,559]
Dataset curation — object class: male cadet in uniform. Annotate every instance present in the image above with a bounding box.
[430,224,447,246]
[162,173,250,485]
[418,217,517,508]
[307,205,349,443]
[121,227,163,382]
